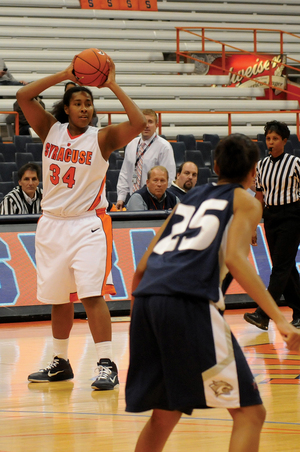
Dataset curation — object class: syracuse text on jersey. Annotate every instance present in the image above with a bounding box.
[44,142,92,165]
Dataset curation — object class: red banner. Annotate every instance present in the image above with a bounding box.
[80,0,157,9]
[204,53,286,96]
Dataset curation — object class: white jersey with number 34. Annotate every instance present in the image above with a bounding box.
[41,122,108,217]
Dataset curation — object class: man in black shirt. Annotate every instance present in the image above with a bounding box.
[244,121,300,330]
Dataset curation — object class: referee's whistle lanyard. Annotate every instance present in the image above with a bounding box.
[134,135,157,168]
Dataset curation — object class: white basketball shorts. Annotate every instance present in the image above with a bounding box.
[35,209,114,304]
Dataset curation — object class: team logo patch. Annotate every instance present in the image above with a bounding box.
[209,380,233,397]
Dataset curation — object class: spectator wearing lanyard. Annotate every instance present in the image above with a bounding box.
[126,166,179,211]
[244,120,300,330]
[116,109,176,210]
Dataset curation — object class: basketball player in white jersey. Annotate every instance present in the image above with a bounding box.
[17,56,146,390]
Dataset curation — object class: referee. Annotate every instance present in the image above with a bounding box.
[244,120,300,330]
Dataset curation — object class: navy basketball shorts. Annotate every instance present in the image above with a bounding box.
[125,295,262,415]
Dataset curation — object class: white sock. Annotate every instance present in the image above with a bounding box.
[53,338,69,361]
[95,341,112,362]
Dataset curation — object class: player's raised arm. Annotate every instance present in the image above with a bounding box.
[16,63,78,142]
[97,58,146,160]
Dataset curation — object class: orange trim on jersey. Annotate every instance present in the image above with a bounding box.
[70,293,78,302]
[69,208,116,301]
[103,284,117,296]
[67,128,85,140]
[88,175,106,211]
[96,208,116,296]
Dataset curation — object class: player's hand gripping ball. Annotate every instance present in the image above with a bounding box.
[73,48,110,87]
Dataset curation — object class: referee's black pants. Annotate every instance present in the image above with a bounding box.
[256,201,300,320]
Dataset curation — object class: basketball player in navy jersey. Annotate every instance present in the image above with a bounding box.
[125,134,300,452]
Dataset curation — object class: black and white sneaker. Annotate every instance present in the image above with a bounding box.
[91,359,119,390]
[28,356,74,382]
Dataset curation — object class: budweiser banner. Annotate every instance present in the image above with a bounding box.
[192,53,286,95]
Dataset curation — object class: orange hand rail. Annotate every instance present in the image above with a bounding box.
[175,26,300,101]
[95,110,300,139]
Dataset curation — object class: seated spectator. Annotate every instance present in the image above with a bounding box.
[0,163,42,214]
[6,96,45,135]
[168,161,198,200]
[116,109,176,210]
[0,58,27,85]
[126,166,179,211]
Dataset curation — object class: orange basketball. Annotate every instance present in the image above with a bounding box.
[73,48,109,87]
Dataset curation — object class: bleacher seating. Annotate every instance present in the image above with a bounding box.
[12,171,18,186]
[107,191,118,204]
[289,134,300,149]
[0,144,18,162]
[13,135,33,153]
[256,141,267,159]
[196,141,213,168]
[0,162,17,182]
[25,143,43,161]
[176,134,197,151]
[197,167,213,185]
[1,3,300,138]
[1,1,300,198]
[0,181,14,196]
[15,152,34,170]
[184,150,206,168]
[170,141,186,167]
[257,134,267,149]
[106,169,120,192]
[284,140,295,155]
[202,134,220,150]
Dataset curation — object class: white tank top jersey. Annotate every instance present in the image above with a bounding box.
[41,122,108,217]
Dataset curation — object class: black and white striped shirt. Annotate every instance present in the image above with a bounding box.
[0,186,43,215]
[256,153,300,206]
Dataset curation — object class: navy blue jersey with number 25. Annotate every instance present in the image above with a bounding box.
[133,182,242,304]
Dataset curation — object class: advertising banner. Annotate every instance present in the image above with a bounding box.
[193,53,286,96]
[1,223,299,307]
[80,0,157,10]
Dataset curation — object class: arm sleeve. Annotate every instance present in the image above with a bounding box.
[126,193,147,211]
[255,164,263,191]
[0,196,17,215]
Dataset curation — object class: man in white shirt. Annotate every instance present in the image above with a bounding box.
[116,109,176,210]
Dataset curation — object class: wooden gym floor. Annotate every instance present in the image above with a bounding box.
[0,307,300,452]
